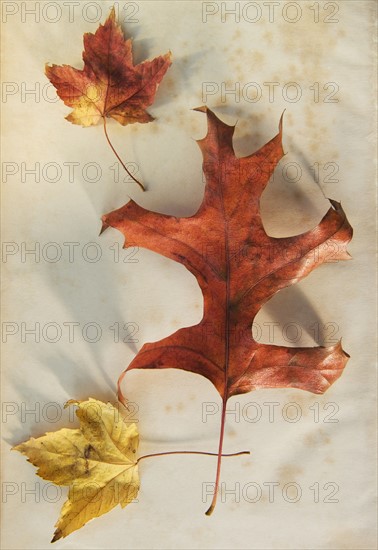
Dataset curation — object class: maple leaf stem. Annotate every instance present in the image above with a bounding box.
[205,397,227,516]
[137,448,249,463]
[102,116,146,191]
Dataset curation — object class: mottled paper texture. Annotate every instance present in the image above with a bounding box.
[1,1,377,549]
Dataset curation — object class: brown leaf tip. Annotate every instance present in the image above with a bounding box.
[205,503,215,516]
[336,338,350,359]
[163,50,173,63]
[193,105,208,114]
[51,529,62,543]
[99,220,110,236]
[109,5,116,20]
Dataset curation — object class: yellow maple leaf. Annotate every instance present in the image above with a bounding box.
[13,398,139,542]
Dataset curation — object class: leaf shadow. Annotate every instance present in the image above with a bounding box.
[3,382,61,446]
[129,37,155,65]
[8,203,140,429]
[292,148,328,198]
[167,50,213,95]
[260,285,329,346]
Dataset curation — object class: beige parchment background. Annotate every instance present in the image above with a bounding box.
[1,1,377,549]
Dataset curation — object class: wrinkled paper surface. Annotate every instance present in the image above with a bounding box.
[1,1,377,549]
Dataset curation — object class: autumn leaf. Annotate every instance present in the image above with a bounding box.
[13,398,139,542]
[45,7,171,127]
[45,7,172,190]
[101,107,353,514]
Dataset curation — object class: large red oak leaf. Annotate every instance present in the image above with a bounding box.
[45,7,172,127]
[101,107,353,513]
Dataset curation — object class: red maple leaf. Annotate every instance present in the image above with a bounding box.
[101,107,353,514]
[45,7,172,190]
[45,7,171,127]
